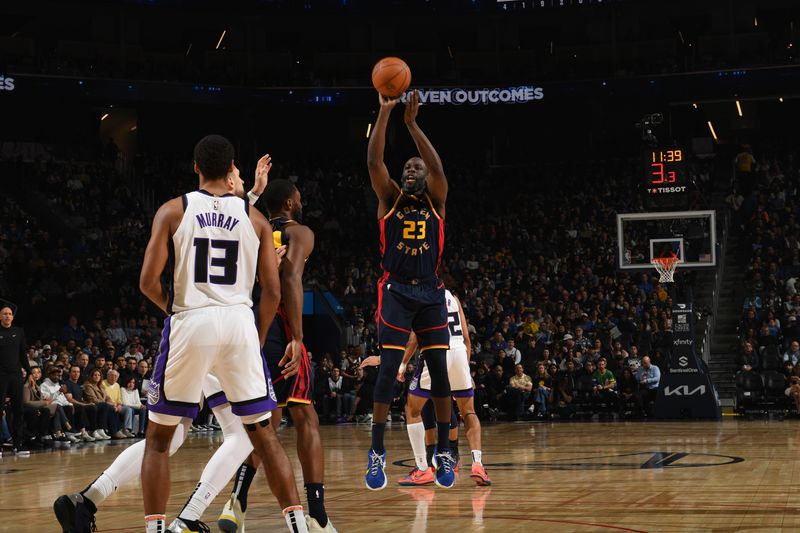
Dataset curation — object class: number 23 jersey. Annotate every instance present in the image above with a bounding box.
[167,190,259,314]
[379,192,444,281]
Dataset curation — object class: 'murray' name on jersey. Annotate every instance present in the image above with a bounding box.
[195,212,241,232]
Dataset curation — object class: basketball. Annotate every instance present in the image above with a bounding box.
[371,57,411,98]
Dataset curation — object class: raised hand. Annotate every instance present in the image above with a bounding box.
[253,154,272,195]
[378,94,400,110]
[404,89,419,125]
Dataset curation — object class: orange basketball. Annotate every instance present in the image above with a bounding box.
[371,57,411,98]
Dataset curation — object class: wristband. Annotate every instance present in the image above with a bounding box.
[247,190,261,205]
[398,362,407,375]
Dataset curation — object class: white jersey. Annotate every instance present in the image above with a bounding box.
[445,289,466,351]
[168,190,259,314]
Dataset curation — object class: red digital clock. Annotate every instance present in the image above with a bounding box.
[643,148,687,194]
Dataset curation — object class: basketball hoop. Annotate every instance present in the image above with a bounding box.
[651,255,680,283]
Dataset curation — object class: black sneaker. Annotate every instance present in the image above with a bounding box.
[54,493,97,533]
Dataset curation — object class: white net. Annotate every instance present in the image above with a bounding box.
[651,257,679,283]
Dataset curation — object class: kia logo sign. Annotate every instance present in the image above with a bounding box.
[0,75,15,91]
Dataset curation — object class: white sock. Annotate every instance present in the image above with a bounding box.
[471,450,482,465]
[144,515,165,533]
[84,419,191,506]
[84,440,146,505]
[406,422,428,470]
[178,406,253,521]
[283,506,309,533]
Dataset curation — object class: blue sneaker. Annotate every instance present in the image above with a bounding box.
[432,448,456,489]
[365,448,387,490]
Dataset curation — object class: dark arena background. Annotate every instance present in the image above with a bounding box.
[2,1,800,532]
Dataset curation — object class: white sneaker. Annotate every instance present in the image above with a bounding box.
[97,429,112,440]
[80,429,96,442]
[66,434,80,443]
[307,516,338,532]
[218,493,245,533]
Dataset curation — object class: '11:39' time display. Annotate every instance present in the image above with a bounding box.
[643,148,686,190]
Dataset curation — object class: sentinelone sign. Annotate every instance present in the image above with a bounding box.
[399,86,543,105]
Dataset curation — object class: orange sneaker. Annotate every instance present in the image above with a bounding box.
[470,463,492,486]
[398,467,435,486]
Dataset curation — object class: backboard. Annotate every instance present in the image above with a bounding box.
[616,210,716,270]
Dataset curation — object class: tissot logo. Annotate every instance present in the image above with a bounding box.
[0,75,15,91]
[664,385,706,396]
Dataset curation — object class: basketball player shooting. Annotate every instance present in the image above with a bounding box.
[364,89,455,490]
[137,135,308,533]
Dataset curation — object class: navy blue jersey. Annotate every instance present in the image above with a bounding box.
[379,192,444,281]
[270,216,294,250]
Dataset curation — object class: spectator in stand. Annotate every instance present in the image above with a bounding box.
[507,364,533,421]
[326,367,348,421]
[553,359,577,417]
[23,366,72,443]
[636,356,660,417]
[83,368,125,439]
[592,358,618,411]
[121,376,147,437]
[0,306,30,451]
[135,359,151,395]
[102,369,134,437]
[119,357,138,385]
[505,339,521,365]
[618,367,641,417]
[610,340,629,374]
[490,332,508,355]
[625,345,642,371]
[530,362,552,418]
[784,341,800,367]
[75,352,90,381]
[105,319,127,349]
[61,315,85,345]
[40,366,82,443]
[739,341,759,370]
[787,374,800,413]
[64,365,105,440]
[486,365,507,412]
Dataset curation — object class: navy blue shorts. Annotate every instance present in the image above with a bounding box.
[376,274,449,352]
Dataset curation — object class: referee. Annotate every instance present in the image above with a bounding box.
[0,306,30,452]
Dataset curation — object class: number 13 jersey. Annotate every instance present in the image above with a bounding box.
[168,190,259,314]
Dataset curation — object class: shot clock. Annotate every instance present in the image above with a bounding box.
[644,148,687,193]
[642,147,689,210]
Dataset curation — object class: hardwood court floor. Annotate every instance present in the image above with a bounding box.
[2,419,799,532]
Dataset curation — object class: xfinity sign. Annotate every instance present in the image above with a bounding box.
[400,86,544,105]
[664,385,707,397]
[0,75,15,91]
